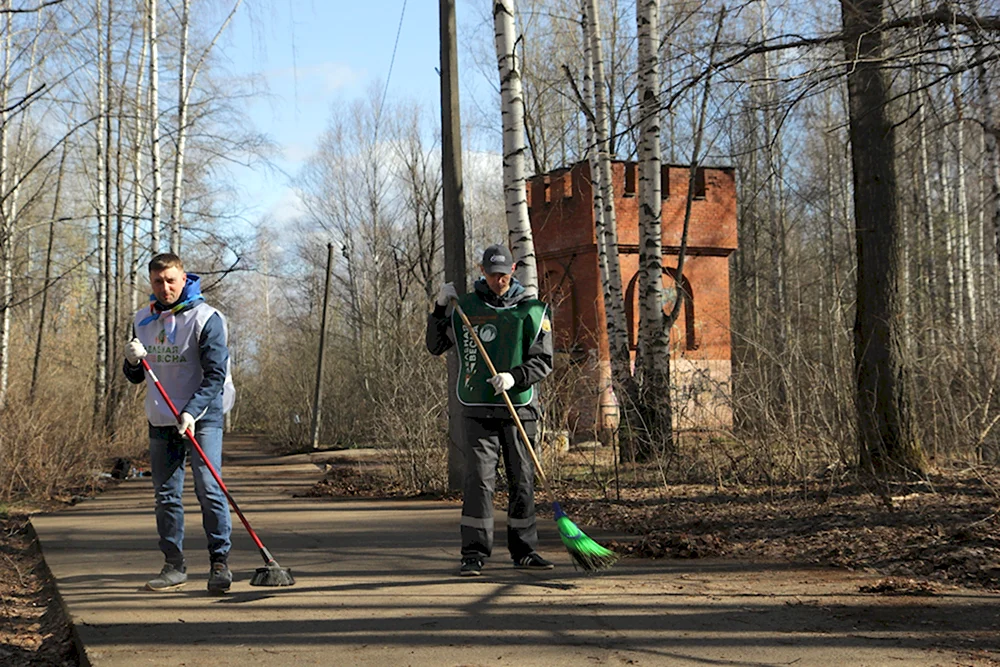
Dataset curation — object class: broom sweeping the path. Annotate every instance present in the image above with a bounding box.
[452,301,618,572]
[124,253,292,591]
[140,359,295,588]
[428,244,616,575]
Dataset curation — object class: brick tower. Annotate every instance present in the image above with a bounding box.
[526,160,738,439]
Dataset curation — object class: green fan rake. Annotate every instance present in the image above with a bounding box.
[453,301,618,571]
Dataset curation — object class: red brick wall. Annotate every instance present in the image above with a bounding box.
[530,160,737,363]
[529,160,737,432]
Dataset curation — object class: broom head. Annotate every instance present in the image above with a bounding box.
[250,561,296,587]
[552,502,619,571]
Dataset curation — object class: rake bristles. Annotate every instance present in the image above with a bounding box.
[552,502,619,571]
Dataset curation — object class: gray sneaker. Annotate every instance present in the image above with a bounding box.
[207,562,232,593]
[145,563,187,591]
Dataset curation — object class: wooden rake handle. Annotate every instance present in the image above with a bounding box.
[451,299,553,494]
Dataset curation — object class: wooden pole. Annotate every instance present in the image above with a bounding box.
[440,0,468,490]
[311,243,334,449]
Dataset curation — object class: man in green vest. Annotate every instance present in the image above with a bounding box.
[427,244,555,576]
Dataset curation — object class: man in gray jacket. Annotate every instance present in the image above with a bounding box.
[427,244,554,576]
[123,253,236,593]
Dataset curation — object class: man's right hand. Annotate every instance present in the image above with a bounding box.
[125,338,147,365]
[435,282,458,307]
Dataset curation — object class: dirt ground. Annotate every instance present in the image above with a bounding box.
[5,458,1000,665]
[0,515,80,666]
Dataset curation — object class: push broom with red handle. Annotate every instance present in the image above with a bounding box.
[452,301,618,571]
[139,358,295,587]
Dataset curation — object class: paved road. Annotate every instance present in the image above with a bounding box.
[32,436,1000,666]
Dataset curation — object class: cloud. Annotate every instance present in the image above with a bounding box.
[264,186,308,227]
[282,142,315,163]
[267,61,365,95]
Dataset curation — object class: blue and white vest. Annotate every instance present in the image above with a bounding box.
[133,302,236,427]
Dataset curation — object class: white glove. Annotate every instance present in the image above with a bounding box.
[435,282,458,306]
[176,412,196,438]
[488,372,515,395]
[125,337,147,365]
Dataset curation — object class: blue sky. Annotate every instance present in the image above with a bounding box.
[221,0,495,228]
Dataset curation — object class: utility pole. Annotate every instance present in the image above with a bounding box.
[311,243,334,449]
[440,0,468,491]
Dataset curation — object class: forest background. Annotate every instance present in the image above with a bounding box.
[0,0,998,505]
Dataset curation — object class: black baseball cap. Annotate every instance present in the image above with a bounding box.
[481,244,514,275]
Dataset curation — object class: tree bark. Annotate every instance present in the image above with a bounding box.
[493,0,537,295]
[636,0,671,447]
[94,0,108,422]
[841,0,925,477]
[169,0,190,254]
[30,146,66,402]
[0,0,11,410]
[583,0,630,389]
[149,0,162,254]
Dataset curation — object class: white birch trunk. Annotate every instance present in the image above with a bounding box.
[949,22,975,338]
[95,0,108,415]
[759,0,789,407]
[977,109,988,311]
[580,1,609,329]
[149,0,162,254]
[636,0,668,388]
[169,0,190,254]
[493,0,537,295]
[584,0,629,372]
[132,8,149,311]
[0,0,11,410]
[165,0,242,256]
[942,150,963,339]
[19,7,42,327]
[104,0,116,404]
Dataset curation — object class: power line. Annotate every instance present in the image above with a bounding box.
[373,0,408,143]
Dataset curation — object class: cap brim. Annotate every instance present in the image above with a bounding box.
[484,264,513,275]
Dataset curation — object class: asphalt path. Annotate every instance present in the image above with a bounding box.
[31,436,1000,666]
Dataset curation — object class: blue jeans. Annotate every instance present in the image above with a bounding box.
[149,424,232,565]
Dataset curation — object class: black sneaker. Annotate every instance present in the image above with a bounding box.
[459,557,484,577]
[514,552,554,570]
[146,562,188,591]
[207,562,232,593]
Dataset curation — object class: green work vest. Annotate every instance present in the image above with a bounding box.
[452,293,548,407]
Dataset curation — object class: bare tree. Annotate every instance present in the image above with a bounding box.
[493,0,538,294]
[841,0,925,476]
[635,0,670,444]
[149,0,162,253]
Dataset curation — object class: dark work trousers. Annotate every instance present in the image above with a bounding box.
[460,415,539,560]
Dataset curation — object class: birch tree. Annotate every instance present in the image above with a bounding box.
[0,0,12,410]
[635,0,670,443]
[493,0,537,295]
[167,0,243,254]
[94,0,109,420]
[149,0,162,253]
[583,0,630,391]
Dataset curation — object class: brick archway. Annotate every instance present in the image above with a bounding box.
[624,266,697,351]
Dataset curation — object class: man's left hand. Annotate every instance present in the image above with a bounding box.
[176,412,196,437]
[488,372,515,395]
